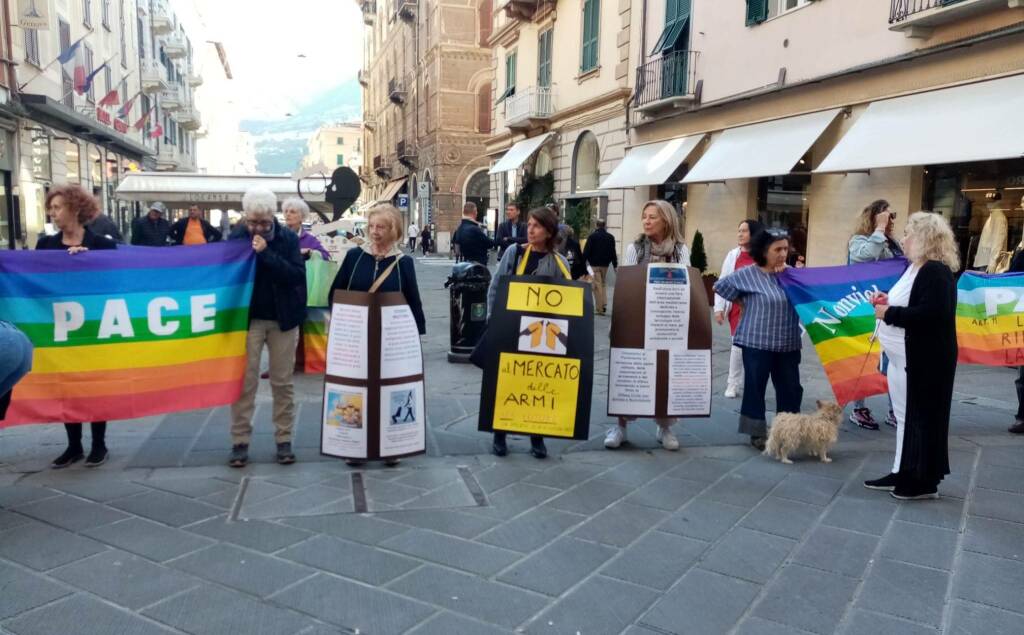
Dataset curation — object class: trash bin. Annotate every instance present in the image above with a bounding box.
[445,262,491,363]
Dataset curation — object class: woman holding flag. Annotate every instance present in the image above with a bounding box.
[866,212,957,500]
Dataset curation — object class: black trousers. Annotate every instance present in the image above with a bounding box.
[65,422,107,449]
[739,347,803,438]
[1015,366,1024,420]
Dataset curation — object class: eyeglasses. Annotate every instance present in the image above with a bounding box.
[245,219,273,228]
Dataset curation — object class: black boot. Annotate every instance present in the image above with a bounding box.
[530,436,547,459]
[492,432,508,457]
[85,422,108,467]
[53,423,85,469]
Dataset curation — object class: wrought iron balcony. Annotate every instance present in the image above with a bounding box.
[633,50,699,113]
[889,0,1016,37]
[397,140,416,167]
[498,0,555,21]
[388,78,406,105]
[397,0,416,21]
[373,154,390,177]
[504,86,555,130]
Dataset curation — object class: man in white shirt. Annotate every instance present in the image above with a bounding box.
[407,222,420,251]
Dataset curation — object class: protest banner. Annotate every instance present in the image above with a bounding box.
[321,290,426,460]
[477,275,594,439]
[607,264,712,418]
[0,242,255,425]
[957,270,1024,366]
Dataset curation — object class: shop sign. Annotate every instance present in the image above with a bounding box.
[113,120,128,134]
[17,0,49,30]
[30,134,51,181]
[1006,175,1024,188]
[96,109,111,125]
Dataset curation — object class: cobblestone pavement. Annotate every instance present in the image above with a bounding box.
[0,255,1022,634]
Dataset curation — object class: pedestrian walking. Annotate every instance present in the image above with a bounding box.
[848,199,903,430]
[0,321,32,422]
[605,200,691,452]
[714,228,803,451]
[170,205,222,245]
[131,202,171,246]
[282,197,331,260]
[420,224,433,255]
[36,185,117,468]
[486,206,571,459]
[495,202,527,257]
[330,204,426,466]
[865,212,957,500]
[714,219,764,398]
[583,219,617,315]
[407,221,420,252]
[556,224,588,280]
[228,188,306,468]
[452,202,495,266]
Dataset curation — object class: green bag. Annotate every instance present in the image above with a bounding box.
[305,252,340,307]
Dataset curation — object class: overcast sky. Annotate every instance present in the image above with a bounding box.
[179,0,363,121]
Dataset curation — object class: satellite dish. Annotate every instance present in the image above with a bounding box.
[297,166,361,224]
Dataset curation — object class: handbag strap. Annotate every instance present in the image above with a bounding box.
[368,256,401,293]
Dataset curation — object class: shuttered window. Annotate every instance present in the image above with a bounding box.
[746,0,769,26]
[652,0,690,53]
[580,0,599,73]
[497,51,517,103]
[537,29,552,88]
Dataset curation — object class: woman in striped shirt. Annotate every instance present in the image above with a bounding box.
[713,228,803,451]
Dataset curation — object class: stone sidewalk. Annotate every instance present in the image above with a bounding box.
[0,255,1023,634]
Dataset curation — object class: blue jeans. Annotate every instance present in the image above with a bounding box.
[739,347,803,438]
[0,321,33,420]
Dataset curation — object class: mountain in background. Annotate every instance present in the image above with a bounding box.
[240,80,362,174]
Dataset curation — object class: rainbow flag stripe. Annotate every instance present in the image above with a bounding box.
[956,271,1024,366]
[778,259,907,405]
[0,242,255,426]
[296,308,329,374]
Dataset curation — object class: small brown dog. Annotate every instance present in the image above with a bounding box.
[764,400,844,464]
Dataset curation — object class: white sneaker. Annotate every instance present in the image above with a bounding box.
[604,425,626,449]
[724,386,739,398]
[658,426,680,451]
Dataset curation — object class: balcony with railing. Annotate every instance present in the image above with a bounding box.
[364,114,377,130]
[361,0,377,24]
[141,59,169,93]
[397,140,416,167]
[159,86,184,111]
[373,154,390,177]
[498,0,555,22]
[503,86,555,130]
[888,0,1018,36]
[151,1,173,34]
[396,0,416,20]
[162,33,187,59]
[633,50,699,114]
[358,69,369,87]
[175,107,202,131]
[388,78,406,105]
[157,145,179,170]
[186,69,203,87]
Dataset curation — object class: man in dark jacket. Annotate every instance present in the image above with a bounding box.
[452,202,494,266]
[494,202,527,257]
[228,188,306,468]
[583,219,618,314]
[170,205,223,245]
[87,212,124,243]
[131,202,172,246]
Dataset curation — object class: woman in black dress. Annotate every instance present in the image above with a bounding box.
[36,185,117,468]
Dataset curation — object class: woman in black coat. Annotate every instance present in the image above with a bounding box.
[866,211,958,500]
[36,185,117,469]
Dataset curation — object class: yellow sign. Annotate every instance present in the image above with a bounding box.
[493,352,580,437]
[506,282,584,317]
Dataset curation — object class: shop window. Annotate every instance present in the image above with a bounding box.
[757,173,810,265]
[572,131,600,193]
[656,162,689,222]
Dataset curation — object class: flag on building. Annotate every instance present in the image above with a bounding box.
[956,271,1024,366]
[133,106,154,130]
[0,242,257,425]
[58,37,87,95]
[98,88,120,107]
[149,123,163,139]
[80,62,107,95]
[118,92,139,119]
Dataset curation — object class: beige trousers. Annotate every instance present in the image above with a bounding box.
[230,319,299,445]
[592,266,609,313]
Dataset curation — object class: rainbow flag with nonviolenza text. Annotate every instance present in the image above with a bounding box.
[0,242,255,426]
[957,271,1024,366]
[778,259,908,405]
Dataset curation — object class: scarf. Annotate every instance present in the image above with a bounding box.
[634,235,680,264]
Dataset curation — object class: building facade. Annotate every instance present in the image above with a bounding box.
[301,122,363,174]
[358,0,493,247]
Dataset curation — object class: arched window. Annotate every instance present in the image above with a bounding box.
[572,131,600,193]
[477,82,491,134]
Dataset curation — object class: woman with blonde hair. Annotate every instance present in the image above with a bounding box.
[605,200,691,452]
[865,212,958,500]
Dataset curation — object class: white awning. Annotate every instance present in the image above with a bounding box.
[489,133,554,174]
[599,135,704,189]
[116,172,324,205]
[682,109,842,183]
[375,177,408,204]
[816,74,1024,173]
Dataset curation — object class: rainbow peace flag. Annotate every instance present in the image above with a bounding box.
[957,271,1024,366]
[0,242,255,425]
[296,308,329,374]
[778,259,907,405]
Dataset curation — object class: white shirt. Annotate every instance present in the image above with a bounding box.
[408,224,420,238]
[877,263,919,364]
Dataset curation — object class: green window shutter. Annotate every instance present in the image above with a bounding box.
[337,154,344,165]
[653,0,690,54]
[581,0,600,72]
[746,0,768,26]
[538,30,552,88]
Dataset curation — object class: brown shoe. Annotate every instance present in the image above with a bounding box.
[1009,420,1024,434]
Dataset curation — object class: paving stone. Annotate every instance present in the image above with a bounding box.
[740,496,821,540]
[150,413,208,438]
[597,458,675,488]
[51,549,198,609]
[791,526,878,578]
[840,609,938,635]
[895,495,965,531]
[186,516,313,552]
[364,478,434,508]
[381,528,520,576]
[242,478,311,504]
[701,527,796,584]
[475,482,561,520]
[374,509,499,538]
[12,495,129,532]
[0,561,72,620]
[108,490,222,527]
[623,476,705,511]
[753,564,859,634]
[821,497,897,536]
[622,626,664,635]
[0,485,60,508]
[948,600,1024,635]
[954,551,1024,614]
[974,463,1024,495]
[855,559,948,627]
[570,501,667,547]
[280,512,410,545]
[640,567,760,634]
[390,564,546,629]
[475,464,543,494]
[409,611,511,635]
[7,594,176,635]
[392,480,480,510]
[543,479,633,515]
[82,517,213,562]
[476,507,585,552]
[144,584,313,634]
[49,479,152,503]
[239,484,352,519]
[772,473,844,506]
[527,575,658,635]
[963,515,1024,562]
[142,477,236,499]
[169,544,314,597]
[736,616,815,635]
[981,446,1024,469]
[127,437,192,468]
[879,520,957,570]
[0,510,32,531]
[658,499,747,541]
[700,470,778,508]
[602,531,707,590]
[664,457,739,483]
[279,534,421,585]
[522,463,605,490]
[498,536,617,596]
[0,521,106,570]
[969,487,1024,525]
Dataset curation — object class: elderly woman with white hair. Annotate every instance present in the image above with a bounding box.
[865,211,958,500]
[282,197,331,261]
[228,187,307,468]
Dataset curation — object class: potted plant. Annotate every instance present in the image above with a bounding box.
[690,230,717,306]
